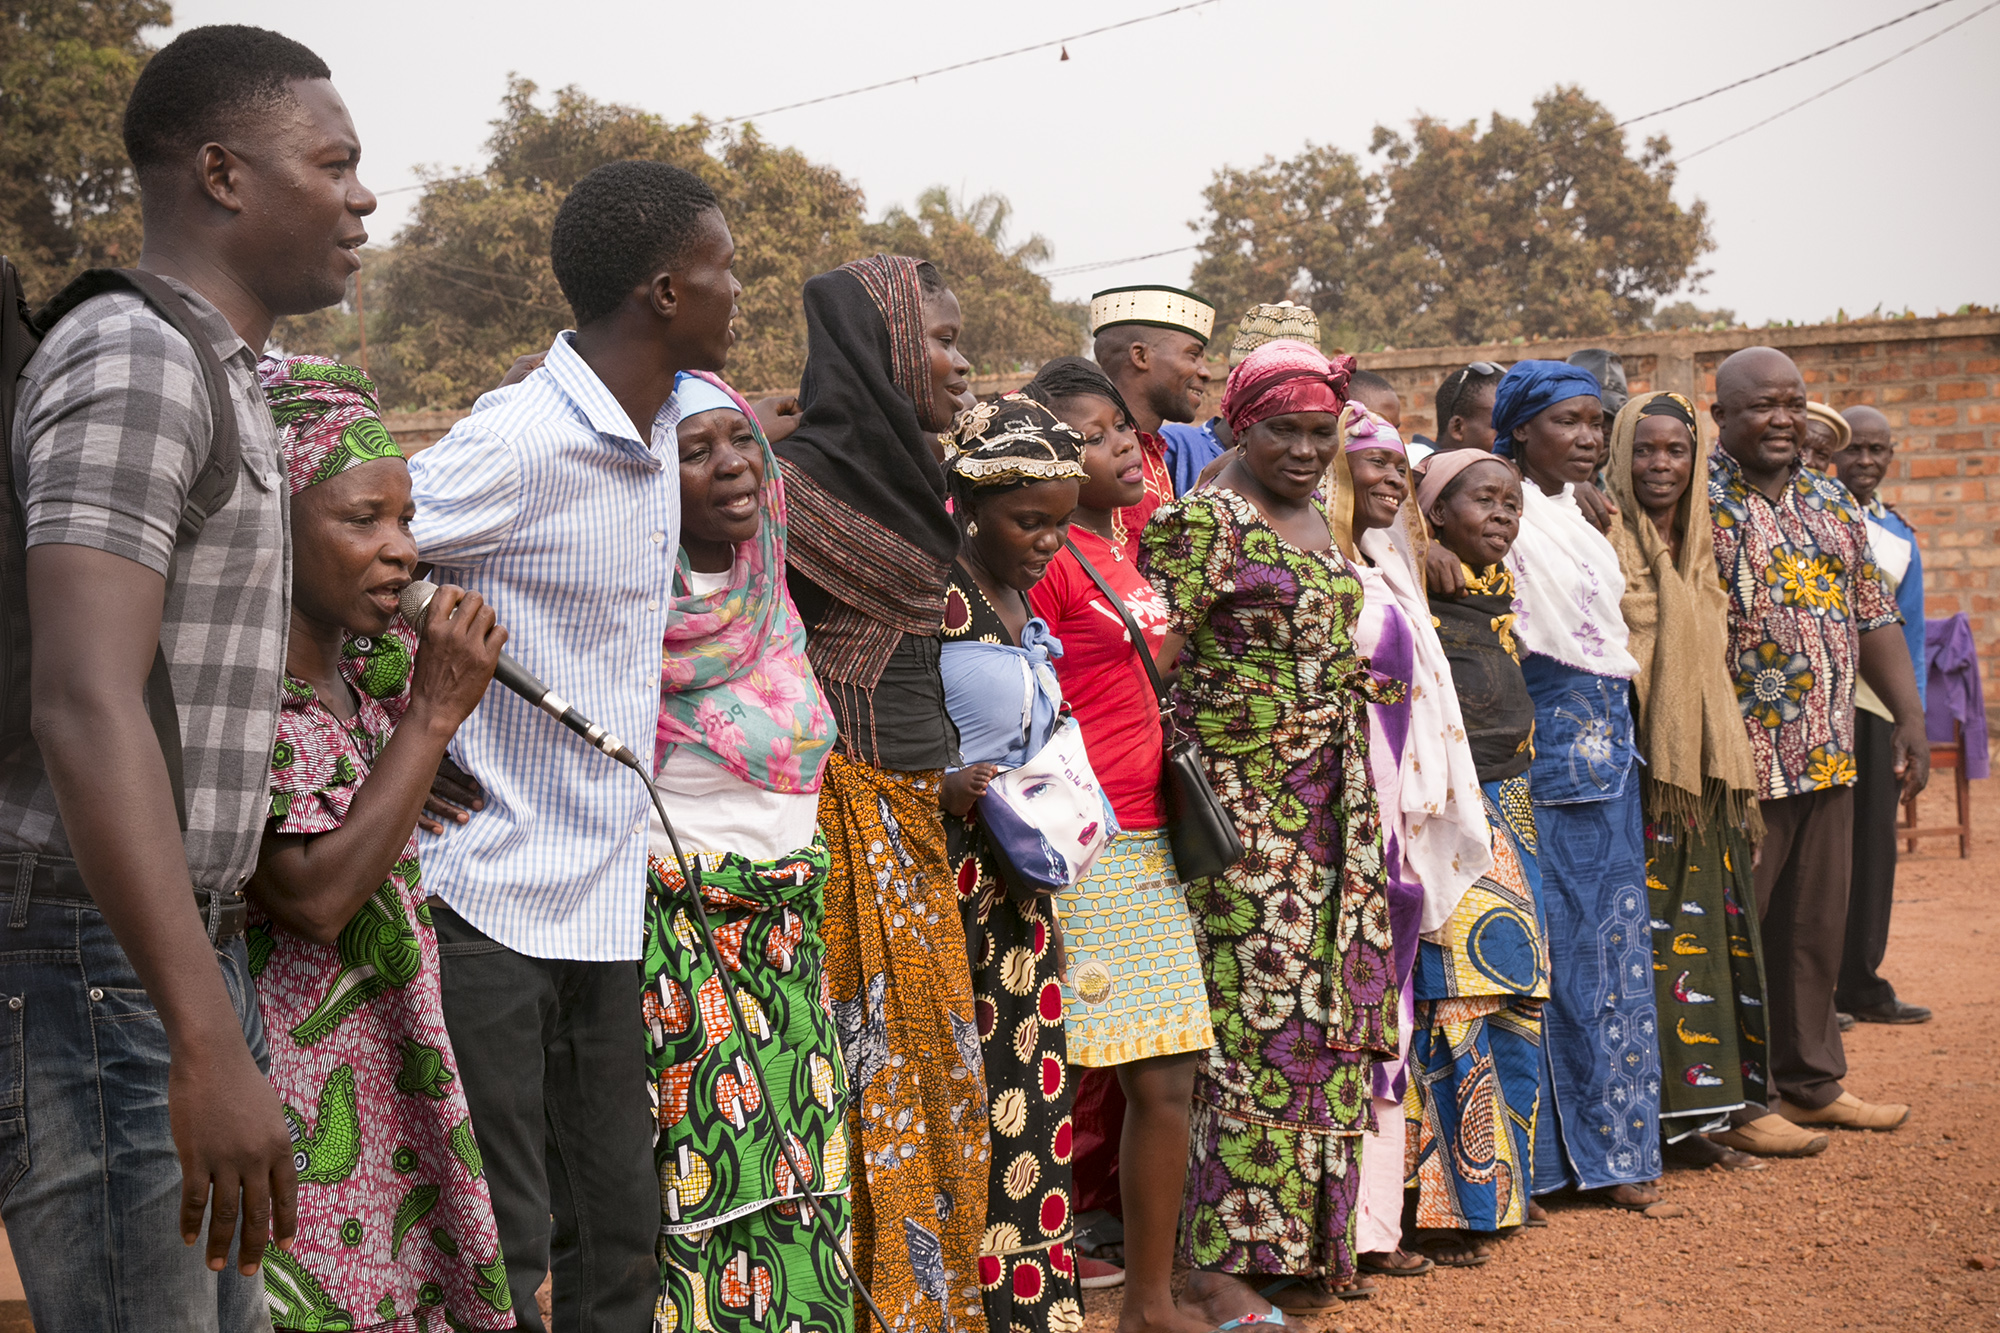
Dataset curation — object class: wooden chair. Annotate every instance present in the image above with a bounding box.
[1900,721,1972,859]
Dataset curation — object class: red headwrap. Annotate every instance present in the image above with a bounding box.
[1220,339,1356,436]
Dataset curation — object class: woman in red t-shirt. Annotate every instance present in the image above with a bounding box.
[1024,360,1249,1333]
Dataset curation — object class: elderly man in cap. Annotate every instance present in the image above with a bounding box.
[1091,284,1215,528]
[1705,347,1928,1159]
[1832,404,1932,1028]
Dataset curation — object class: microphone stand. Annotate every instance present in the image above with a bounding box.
[617,748,894,1333]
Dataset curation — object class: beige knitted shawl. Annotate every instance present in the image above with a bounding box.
[1605,391,1763,839]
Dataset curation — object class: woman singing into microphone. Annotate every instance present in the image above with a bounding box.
[246,358,512,1333]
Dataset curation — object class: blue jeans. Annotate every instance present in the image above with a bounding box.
[0,870,274,1333]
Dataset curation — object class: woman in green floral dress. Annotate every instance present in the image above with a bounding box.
[1137,340,1398,1313]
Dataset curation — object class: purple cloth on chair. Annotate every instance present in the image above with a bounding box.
[1924,614,1989,778]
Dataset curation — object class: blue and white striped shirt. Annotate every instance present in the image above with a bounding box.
[409,332,680,960]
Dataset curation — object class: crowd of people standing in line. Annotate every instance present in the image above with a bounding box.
[0,23,1943,1333]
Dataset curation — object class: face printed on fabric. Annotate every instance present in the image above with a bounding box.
[671,208,742,372]
[921,289,972,432]
[1514,394,1604,492]
[1630,414,1696,520]
[1428,459,1522,568]
[678,407,763,572]
[1447,383,1499,451]
[1239,410,1340,502]
[968,479,1078,591]
[1348,447,1409,533]
[1049,394,1145,511]
[1143,329,1211,426]
[244,78,376,316]
[290,456,417,638]
[1833,414,1894,503]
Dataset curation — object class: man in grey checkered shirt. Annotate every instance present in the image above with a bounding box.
[0,27,375,1331]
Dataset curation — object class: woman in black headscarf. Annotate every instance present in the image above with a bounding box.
[774,256,989,1333]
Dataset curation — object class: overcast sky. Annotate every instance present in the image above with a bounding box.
[161,0,2000,327]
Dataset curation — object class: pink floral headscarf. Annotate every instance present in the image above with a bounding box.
[656,373,836,794]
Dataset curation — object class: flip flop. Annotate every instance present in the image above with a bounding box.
[1260,1275,1375,1306]
[1358,1252,1435,1277]
[1211,1314,1287,1333]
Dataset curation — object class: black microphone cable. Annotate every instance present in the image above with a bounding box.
[401,579,890,1332]
[627,752,893,1333]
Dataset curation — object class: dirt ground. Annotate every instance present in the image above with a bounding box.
[1082,776,2000,1333]
[2,783,1993,1333]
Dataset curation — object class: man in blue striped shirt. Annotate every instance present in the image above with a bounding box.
[408,161,741,1333]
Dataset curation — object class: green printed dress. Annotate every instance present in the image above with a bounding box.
[1139,489,1399,1289]
[643,842,854,1333]
[249,629,510,1332]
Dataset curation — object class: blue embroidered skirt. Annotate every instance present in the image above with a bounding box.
[1519,655,1663,1193]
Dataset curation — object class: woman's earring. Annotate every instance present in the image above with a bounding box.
[967,519,979,537]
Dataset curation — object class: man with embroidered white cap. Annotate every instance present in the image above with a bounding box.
[1089,284,1216,536]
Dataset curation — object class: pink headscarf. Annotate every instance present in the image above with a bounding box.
[1220,339,1356,436]
[1415,448,1515,515]
[259,356,404,496]
[1342,405,1405,454]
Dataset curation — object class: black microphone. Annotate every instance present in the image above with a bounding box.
[399,579,641,768]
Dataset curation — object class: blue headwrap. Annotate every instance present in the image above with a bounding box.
[1490,360,1602,456]
[674,371,741,421]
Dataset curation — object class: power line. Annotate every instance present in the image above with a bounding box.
[372,0,1223,198]
[1041,244,1201,279]
[1681,0,1999,161]
[713,0,1223,126]
[1618,0,1963,127]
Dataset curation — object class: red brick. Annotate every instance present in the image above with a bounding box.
[1910,358,1963,378]
[1968,405,2000,425]
[1830,388,1876,407]
[1912,407,1962,427]
[1938,432,1989,451]
[1941,337,1999,354]
[1967,358,2000,375]
[1929,595,1963,615]
[1938,381,1992,401]
[1910,456,1962,479]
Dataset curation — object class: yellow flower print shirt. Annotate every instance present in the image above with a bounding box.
[1709,450,1899,800]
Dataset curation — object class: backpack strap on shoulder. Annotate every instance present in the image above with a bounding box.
[34,269,247,833]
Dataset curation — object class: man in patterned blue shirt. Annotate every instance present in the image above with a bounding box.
[409,161,740,1332]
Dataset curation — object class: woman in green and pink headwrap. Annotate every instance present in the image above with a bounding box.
[249,356,513,1333]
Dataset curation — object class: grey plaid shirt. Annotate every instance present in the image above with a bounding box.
[3,278,290,893]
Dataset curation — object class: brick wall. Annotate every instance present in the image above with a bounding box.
[1356,313,2000,703]
[383,313,2000,702]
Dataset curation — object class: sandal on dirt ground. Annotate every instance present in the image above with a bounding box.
[1592,1182,1661,1212]
[1210,1314,1286,1333]
[1414,1232,1491,1268]
[1525,1200,1550,1228]
[1358,1250,1435,1277]
[1258,1275,1376,1307]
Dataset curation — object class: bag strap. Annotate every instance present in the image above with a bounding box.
[1063,537,1176,748]
[35,269,244,831]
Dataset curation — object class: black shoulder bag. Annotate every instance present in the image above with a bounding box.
[1063,538,1244,881]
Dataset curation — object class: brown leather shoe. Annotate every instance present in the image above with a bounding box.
[1778,1092,1911,1132]
[1709,1113,1829,1158]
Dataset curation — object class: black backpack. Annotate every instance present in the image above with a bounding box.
[0,260,242,826]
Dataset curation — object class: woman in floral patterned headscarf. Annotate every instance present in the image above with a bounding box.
[640,370,853,1333]
[250,356,512,1332]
